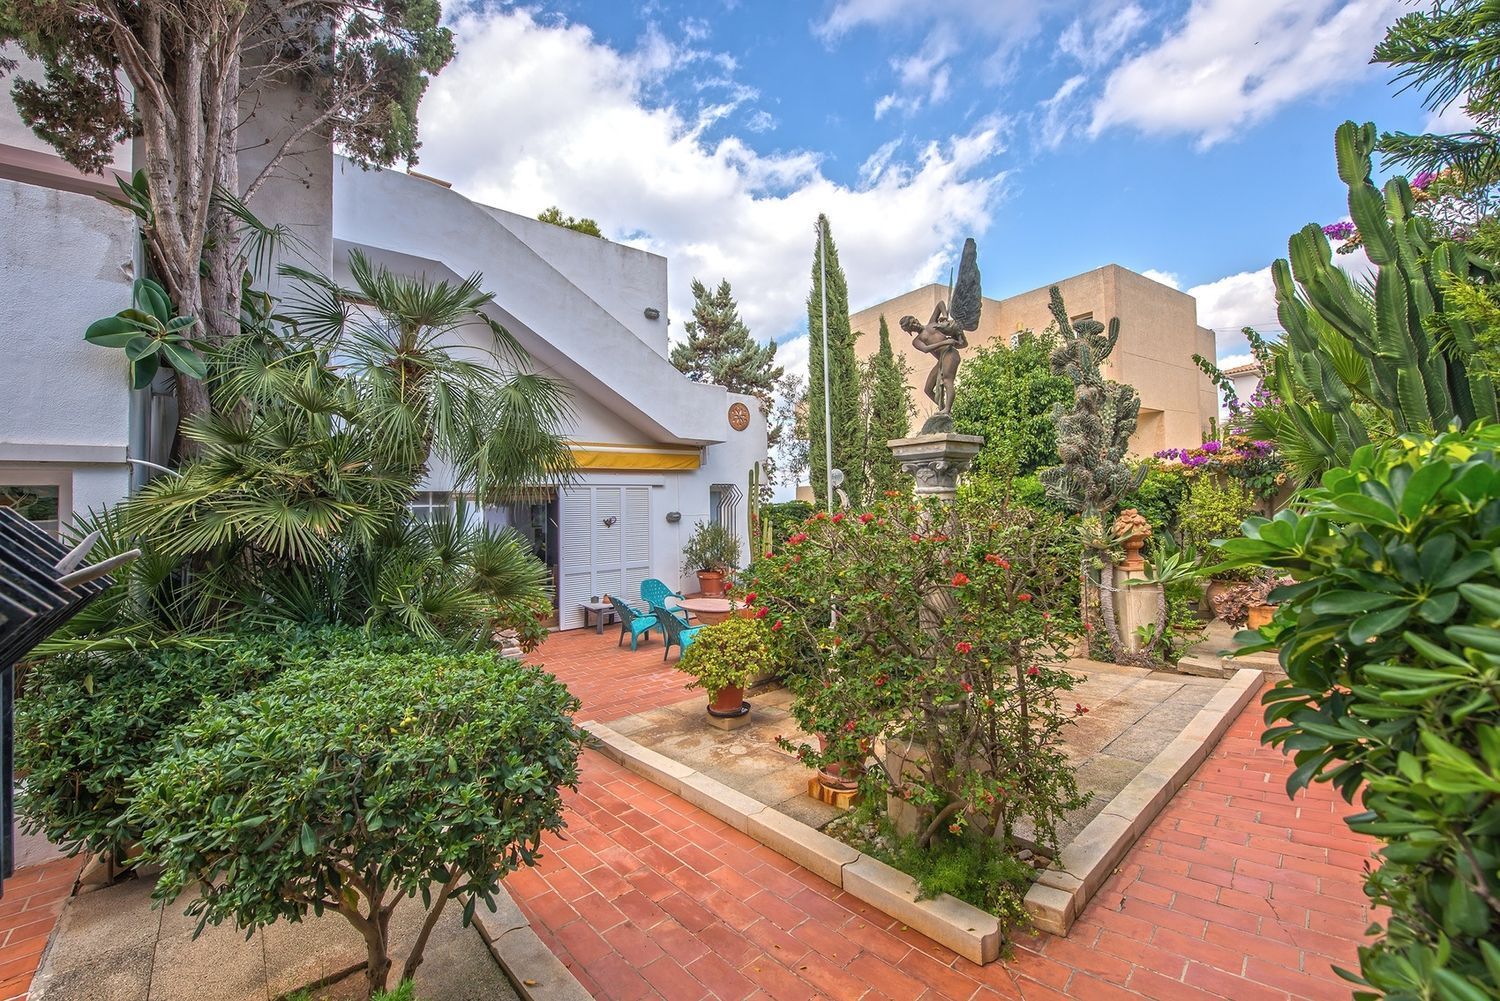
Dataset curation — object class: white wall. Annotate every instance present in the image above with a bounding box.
[482,206,670,358]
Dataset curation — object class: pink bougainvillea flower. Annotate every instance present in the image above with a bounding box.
[955,641,973,654]
[952,572,970,587]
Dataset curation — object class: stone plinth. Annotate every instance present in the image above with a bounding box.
[1115,568,1160,654]
[887,433,984,502]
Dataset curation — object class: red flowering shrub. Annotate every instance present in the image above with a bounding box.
[747,496,1090,858]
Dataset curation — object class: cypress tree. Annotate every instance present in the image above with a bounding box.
[670,278,783,411]
[856,315,913,499]
[806,215,860,506]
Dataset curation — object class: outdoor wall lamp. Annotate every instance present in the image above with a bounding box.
[665,511,682,524]
[643,307,661,320]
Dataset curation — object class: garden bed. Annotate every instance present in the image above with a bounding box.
[591,661,1261,945]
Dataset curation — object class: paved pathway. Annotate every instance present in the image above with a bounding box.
[516,629,1379,1000]
[0,857,82,1001]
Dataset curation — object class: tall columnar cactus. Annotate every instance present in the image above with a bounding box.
[1038,288,1145,517]
[747,462,773,557]
[1273,121,1500,463]
[1038,287,1145,661]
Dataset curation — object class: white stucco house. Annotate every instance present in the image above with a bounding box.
[0,56,767,629]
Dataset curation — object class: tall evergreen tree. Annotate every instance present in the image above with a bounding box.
[670,279,783,410]
[855,315,913,499]
[805,215,861,506]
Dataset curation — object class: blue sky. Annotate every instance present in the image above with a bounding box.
[418,0,1443,376]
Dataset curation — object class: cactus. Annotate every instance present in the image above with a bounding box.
[1273,121,1499,459]
[748,462,773,557]
[1038,288,1145,517]
[1037,287,1144,663]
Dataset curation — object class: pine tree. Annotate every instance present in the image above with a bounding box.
[670,279,783,411]
[806,215,861,506]
[856,315,913,499]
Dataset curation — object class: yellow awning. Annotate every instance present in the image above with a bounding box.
[568,441,701,471]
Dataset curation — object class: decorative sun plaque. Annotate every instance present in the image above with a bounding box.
[727,402,751,431]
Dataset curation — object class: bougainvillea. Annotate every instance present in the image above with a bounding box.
[1154,434,1286,500]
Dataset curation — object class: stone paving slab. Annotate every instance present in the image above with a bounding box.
[31,876,527,1001]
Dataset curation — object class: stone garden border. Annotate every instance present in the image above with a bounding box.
[472,888,594,1001]
[580,665,1263,958]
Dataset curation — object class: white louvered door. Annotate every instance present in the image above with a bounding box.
[557,486,653,630]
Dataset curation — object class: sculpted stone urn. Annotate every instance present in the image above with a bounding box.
[1112,509,1152,572]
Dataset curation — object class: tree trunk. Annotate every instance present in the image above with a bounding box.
[401,871,464,984]
[359,913,392,999]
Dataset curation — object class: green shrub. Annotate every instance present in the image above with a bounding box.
[681,520,741,573]
[1180,475,1257,579]
[130,646,582,999]
[1218,426,1500,999]
[760,501,815,544]
[1120,463,1190,535]
[677,615,773,693]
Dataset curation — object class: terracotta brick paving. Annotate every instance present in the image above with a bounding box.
[0,856,82,1001]
[517,629,1381,1000]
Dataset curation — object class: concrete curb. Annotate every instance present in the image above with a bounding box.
[1023,667,1263,935]
[580,720,1002,964]
[473,887,593,1001]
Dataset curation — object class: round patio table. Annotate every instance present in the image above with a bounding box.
[675,596,742,625]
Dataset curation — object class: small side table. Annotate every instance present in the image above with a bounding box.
[580,601,619,634]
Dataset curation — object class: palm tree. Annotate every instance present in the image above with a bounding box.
[280,250,574,496]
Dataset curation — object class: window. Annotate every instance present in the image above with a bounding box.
[408,490,479,524]
[0,484,61,537]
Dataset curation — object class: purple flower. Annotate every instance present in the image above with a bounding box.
[1201,440,1222,454]
[1412,171,1436,191]
[1323,221,1356,241]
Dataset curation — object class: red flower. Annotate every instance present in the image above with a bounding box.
[831,512,845,523]
[961,680,974,693]
[743,591,758,605]
[843,719,857,732]
[764,550,774,559]
[755,606,768,619]
[772,619,784,632]
[1075,703,1089,715]
[1017,593,1032,602]
[1041,612,1050,621]
[814,511,828,521]
[1027,665,1040,677]
[951,572,970,587]
[910,533,922,542]
[859,512,876,524]
[874,673,888,687]
[955,641,973,654]
[788,532,809,545]
[983,553,1011,569]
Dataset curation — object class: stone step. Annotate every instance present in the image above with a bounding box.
[1176,654,1238,679]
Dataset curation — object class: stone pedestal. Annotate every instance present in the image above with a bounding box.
[1114,568,1161,655]
[888,433,985,502]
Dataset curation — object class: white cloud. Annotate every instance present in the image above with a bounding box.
[745,110,777,133]
[1425,97,1477,134]
[1187,267,1277,334]
[1089,0,1403,147]
[1037,74,1087,148]
[1140,268,1181,289]
[1058,4,1151,64]
[777,333,810,386]
[418,9,1009,350]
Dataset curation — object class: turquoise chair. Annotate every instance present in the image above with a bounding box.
[642,578,687,615]
[607,595,657,651]
[653,603,703,660]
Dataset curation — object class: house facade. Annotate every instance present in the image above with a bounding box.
[0,59,766,629]
[850,264,1219,455]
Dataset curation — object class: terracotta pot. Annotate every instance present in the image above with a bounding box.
[1204,578,1233,616]
[696,569,726,597]
[707,683,748,718]
[815,733,864,792]
[1246,603,1275,629]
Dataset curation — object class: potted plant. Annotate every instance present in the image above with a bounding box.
[681,521,741,597]
[677,615,770,720]
[1210,569,1292,629]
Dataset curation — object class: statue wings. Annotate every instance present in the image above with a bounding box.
[949,237,982,332]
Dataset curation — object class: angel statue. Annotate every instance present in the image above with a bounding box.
[899,237,982,433]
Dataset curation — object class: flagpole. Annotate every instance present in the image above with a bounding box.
[818,216,834,513]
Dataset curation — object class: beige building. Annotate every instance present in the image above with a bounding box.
[850,264,1219,455]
